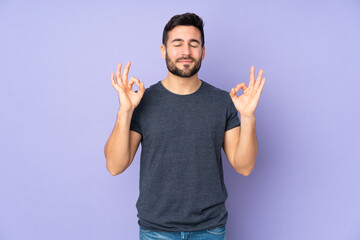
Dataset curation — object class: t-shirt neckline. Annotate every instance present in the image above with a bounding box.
[158,79,205,96]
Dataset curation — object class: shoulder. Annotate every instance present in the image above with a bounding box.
[201,80,232,102]
[140,81,160,95]
[134,81,162,110]
[134,81,161,98]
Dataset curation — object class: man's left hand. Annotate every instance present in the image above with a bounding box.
[229,66,266,119]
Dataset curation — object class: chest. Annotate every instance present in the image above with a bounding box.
[139,97,227,143]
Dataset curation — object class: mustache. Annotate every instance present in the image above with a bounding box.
[176,56,195,62]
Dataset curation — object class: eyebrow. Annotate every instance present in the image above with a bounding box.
[171,38,200,44]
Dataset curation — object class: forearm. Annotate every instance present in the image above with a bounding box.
[234,116,257,176]
[104,110,133,175]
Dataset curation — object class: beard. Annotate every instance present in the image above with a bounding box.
[165,52,202,78]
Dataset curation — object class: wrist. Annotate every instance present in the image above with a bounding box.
[118,107,134,115]
[117,109,133,122]
[240,115,256,128]
[240,115,256,122]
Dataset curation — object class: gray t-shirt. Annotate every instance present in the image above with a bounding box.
[130,79,240,232]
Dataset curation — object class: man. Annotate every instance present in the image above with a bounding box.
[104,13,265,240]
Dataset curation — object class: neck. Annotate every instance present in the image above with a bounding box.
[162,72,202,95]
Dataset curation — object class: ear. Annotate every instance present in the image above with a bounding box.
[160,44,166,59]
[201,45,205,60]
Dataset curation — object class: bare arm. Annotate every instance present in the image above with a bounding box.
[104,62,145,176]
[223,117,257,176]
[224,66,266,176]
[104,110,142,175]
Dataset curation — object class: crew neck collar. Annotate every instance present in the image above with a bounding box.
[158,80,205,96]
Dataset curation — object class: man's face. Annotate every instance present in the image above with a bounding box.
[161,25,205,78]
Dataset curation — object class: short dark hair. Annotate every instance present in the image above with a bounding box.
[162,13,205,47]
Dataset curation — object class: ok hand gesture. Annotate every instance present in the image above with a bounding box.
[229,66,266,119]
[111,61,146,112]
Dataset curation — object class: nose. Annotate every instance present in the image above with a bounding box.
[181,44,191,56]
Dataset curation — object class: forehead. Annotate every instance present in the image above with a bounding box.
[167,25,201,43]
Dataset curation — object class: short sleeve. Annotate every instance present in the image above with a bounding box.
[130,106,142,135]
[225,95,241,131]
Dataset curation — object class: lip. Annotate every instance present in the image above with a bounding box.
[178,60,193,63]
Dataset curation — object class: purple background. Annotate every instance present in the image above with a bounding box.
[1,0,359,239]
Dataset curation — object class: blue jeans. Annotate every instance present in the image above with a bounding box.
[139,225,226,240]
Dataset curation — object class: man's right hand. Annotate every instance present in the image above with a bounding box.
[111,61,145,112]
